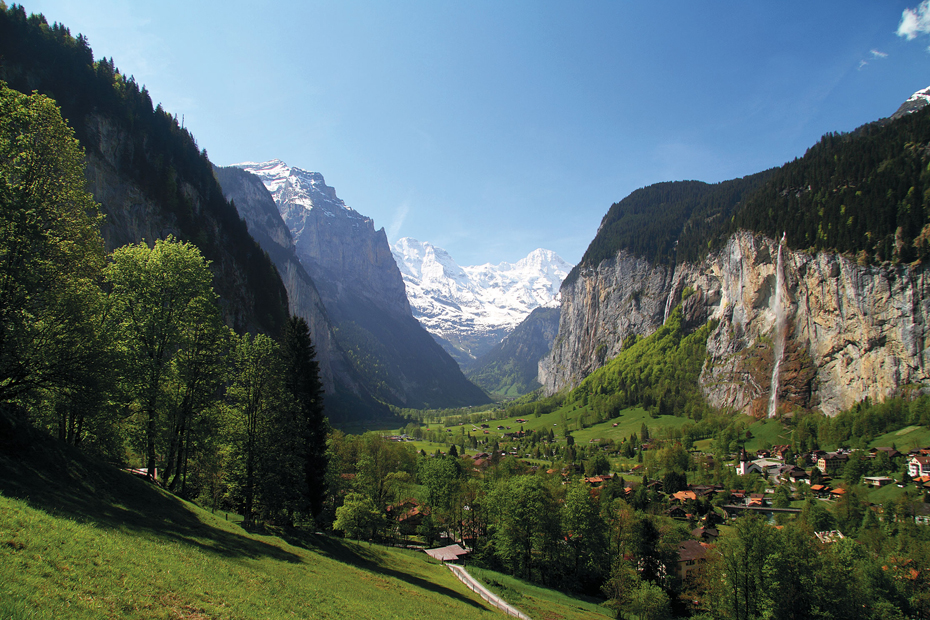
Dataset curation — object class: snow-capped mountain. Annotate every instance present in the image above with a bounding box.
[392,238,572,362]
[892,85,930,119]
[234,159,367,223]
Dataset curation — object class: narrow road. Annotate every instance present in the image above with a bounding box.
[447,564,532,620]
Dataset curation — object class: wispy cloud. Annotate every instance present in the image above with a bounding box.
[858,60,869,71]
[898,1,930,40]
[388,201,410,241]
[870,49,888,59]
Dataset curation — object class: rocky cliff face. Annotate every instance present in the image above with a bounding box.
[542,231,930,416]
[81,114,289,335]
[236,161,410,321]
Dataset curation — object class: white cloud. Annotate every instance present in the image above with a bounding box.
[870,49,888,59]
[858,60,868,71]
[898,1,930,40]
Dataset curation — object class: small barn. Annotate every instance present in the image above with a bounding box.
[424,544,470,564]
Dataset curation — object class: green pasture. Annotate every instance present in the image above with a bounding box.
[0,434,503,620]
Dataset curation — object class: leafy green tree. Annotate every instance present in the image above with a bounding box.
[160,293,228,493]
[490,475,560,580]
[104,236,221,482]
[333,492,385,540]
[0,83,107,410]
[705,514,774,620]
[225,331,283,525]
[561,481,607,590]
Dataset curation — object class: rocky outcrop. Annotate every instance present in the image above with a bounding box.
[542,231,930,416]
[81,114,289,335]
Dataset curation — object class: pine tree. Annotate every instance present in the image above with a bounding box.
[281,315,328,522]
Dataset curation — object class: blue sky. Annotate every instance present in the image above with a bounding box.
[21,1,930,266]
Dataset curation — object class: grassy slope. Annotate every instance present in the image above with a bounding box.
[468,567,612,620]
[0,430,501,620]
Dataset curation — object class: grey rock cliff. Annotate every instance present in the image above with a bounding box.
[542,231,930,416]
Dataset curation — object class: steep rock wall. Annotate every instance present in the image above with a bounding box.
[542,231,930,415]
[82,114,287,334]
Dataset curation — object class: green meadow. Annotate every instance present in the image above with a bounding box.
[0,432,504,620]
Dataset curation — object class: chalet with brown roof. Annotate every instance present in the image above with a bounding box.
[771,445,791,459]
[424,544,469,564]
[672,490,698,503]
[677,540,710,579]
[666,506,687,519]
[870,447,901,459]
[692,526,719,541]
[810,484,831,499]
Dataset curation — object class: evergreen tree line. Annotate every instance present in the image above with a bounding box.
[0,83,327,526]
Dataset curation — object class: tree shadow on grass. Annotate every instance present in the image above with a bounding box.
[279,530,493,614]
[0,427,301,564]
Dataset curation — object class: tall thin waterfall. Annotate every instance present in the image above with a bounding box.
[663,286,675,324]
[767,233,787,418]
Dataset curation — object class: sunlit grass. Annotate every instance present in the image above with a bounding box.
[467,566,612,620]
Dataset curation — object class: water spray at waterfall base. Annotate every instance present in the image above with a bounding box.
[768,233,787,418]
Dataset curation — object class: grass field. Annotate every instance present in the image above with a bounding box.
[467,567,612,620]
[0,430,506,620]
[870,425,930,451]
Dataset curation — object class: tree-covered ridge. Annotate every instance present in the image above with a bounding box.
[0,5,288,335]
[732,107,930,264]
[570,97,930,283]
[565,172,772,285]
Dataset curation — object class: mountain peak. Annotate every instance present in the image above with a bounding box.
[392,239,573,359]
[891,85,930,119]
[234,159,364,220]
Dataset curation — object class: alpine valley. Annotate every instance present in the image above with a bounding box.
[5,5,930,620]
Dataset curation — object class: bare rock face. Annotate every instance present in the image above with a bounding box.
[219,162,489,412]
[543,231,930,416]
[538,254,674,391]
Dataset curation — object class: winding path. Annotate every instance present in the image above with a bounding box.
[447,564,531,620]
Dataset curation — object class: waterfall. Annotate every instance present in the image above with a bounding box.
[663,286,674,324]
[767,233,787,418]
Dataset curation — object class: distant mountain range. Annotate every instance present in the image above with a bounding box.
[391,238,571,365]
